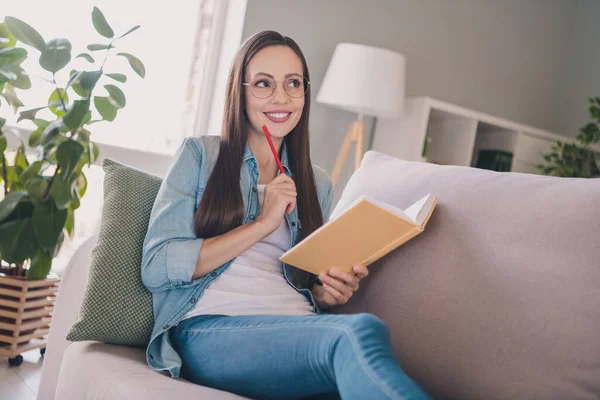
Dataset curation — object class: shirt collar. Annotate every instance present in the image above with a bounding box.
[243,139,292,175]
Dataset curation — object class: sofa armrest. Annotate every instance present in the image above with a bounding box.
[37,235,98,400]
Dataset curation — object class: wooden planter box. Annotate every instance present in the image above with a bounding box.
[0,274,60,361]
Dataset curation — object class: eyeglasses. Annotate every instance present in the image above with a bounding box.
[242,74,310,99]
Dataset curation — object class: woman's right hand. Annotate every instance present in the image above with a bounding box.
[256,173,297,234]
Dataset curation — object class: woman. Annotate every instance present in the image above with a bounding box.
[141,30,431,400]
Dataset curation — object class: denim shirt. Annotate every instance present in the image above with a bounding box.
[140,135,334,378]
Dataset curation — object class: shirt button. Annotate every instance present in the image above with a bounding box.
[250,214,255,220]
[211,272,217,277]
[252,187,257,192]
[163,324,169,329]
[291,221,296,227]
[190,298,196,304]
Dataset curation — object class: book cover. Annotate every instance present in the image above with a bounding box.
[279,194,438,275]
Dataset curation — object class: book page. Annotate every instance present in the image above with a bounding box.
[359,195,415,224]
[404,194,430,224]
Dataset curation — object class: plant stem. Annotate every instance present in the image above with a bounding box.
[53,73,68,112]
[100,41,113,71]
[43,163,61,199]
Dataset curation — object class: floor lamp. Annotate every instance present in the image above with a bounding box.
[317,43,406,186]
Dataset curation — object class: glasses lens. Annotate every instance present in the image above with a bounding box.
[285,76,309,98]
[249,76,275,99]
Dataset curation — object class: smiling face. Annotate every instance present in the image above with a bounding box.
[244,45,306,139]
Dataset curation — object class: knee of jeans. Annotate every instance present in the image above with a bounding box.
[347,313,390,338]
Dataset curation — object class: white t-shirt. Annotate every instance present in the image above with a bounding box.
[179,184,314,320]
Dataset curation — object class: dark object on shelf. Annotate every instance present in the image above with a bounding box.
[475,150,513,172]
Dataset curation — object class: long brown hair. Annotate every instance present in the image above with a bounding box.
[193,30,323,289]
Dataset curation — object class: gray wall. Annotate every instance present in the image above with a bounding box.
[241,0,578,201]
[556,0,600,138]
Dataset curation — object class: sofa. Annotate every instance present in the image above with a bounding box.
[37,150,600,400]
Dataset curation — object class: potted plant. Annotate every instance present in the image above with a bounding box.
[0,7,145,366]
[538,97,600,178]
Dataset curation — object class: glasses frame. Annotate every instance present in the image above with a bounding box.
[242,75,311,99]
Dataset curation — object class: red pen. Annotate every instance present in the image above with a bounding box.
[262,125,285,174]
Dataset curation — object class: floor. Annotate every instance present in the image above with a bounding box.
[0,349,43,400]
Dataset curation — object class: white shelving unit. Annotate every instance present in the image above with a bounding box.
[371,96,597,174]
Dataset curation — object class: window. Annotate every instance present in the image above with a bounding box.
[1,0,247,275]
[1,0,201,154]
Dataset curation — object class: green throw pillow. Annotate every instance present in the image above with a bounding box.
[66,158,162,347]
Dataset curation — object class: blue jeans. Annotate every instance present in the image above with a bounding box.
[169,313,432,400]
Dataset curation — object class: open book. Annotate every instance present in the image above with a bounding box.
[279,194,438,275]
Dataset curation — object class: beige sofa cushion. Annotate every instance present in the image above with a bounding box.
[55,341,250,400]
[332,151,600,400]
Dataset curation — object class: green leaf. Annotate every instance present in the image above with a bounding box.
[28,247,53,280]
[28,127,44,146]
[0,191,27,223]
[0,117,5,131]
[104,84,126,108]
[0,47,28,64]
[65,207,74,238]
[33,199,67,253]
[50,173,76,210]
[1,91,24,108]
[117,53,145,78]
[34,118,50,129]
[63,99,90,131]
[56,139,84,181]
[77,170,87,197]
[76,53,95,63]
[19,160,43,183]
[0,69,17,81]
[117,25,140,40]
[66,69,82,90]
[25,176,48,200]
[53,230,64,258]
[0,22,17,49]
[39,38,72,73]
[91,7,114,39]
[94,96,117,121]
[106,73,126,83]
[40,119,62,145]
[17,106,46,123]
[88,141,99,167]
[48,88,68,116]
[87,44,112,51]
[2,165,24,191]
[14,147,28,169]
[82,110,92,125]
[0,218,37,263]
[4,17,46,52]
[12,69,31,90]
[71,70,102,98]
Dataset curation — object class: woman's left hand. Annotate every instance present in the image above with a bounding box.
[311,265,369,310]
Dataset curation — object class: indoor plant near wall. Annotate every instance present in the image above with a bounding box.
[538,97,600,178]
[0,7,145,366]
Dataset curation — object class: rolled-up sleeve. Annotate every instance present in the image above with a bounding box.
[141,137,206,292]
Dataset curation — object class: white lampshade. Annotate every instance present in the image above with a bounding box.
[316,43,405,119]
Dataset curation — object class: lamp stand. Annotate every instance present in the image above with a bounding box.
[330,116,365,186]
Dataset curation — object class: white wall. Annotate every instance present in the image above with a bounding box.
[556,0,600,138]
[241,0,577,200]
